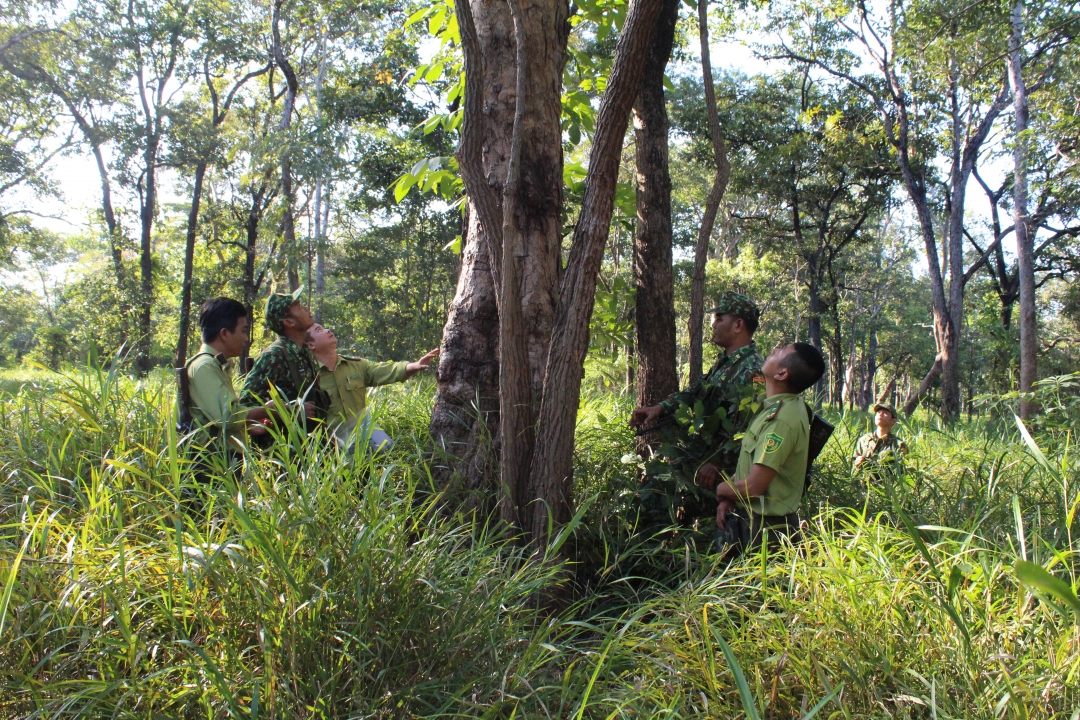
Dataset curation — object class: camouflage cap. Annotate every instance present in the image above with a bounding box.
[874,402,898,418]
[706,291,761,325]
[264,285,304,334]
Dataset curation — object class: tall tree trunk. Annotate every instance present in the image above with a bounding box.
[433,0,568,503]
[526,0,664,545]
[496,0,534,526]
[1009,0,1037,419]
[136,135,159,375]
[687,0,731,383]
[632,0,679,415]
[272,0,300,291]
[176,160,207,367]
[859,330,877,411]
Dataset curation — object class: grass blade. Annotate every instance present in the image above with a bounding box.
[1015,559,1080,622]
[712,629,761,720]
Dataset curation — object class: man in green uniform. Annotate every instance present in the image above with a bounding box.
[853,403,907,469]
[629,291,765,529]
[183,297,270,457]
[304,323,437,453]
[711,341,825,558]
[240,286,328,422]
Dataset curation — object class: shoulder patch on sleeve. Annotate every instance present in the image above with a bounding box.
[764,432,784,453]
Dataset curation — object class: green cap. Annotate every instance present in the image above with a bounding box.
[874,403,898,418]
[706,291,760,326]
[264,285,304,334]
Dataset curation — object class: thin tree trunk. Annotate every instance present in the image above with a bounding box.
[632,0,679,416]
[1009,0,1037,419]
[903,355,943,416]
[526,0,664,546]
[860,330,877,411]
[272,0,300,291]
[136,134,159,374]
[687,0,731,382]
[497,0,534,527]
[176,160,207,367]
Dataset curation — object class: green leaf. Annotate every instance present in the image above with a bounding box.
[404,6,430,28]
[1015,559,1080,622]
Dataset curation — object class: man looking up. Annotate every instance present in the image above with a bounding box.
[184,297,270,456]
[240,285,328,421]
[629,291,764,529]
[305,323,438,452]
[853,403,907,468]
[712,342,825,558]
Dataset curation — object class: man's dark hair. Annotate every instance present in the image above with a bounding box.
[782,342,826,394]
[741,316,759,335]
[199,297,248,343]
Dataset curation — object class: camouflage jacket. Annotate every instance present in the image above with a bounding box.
[854,432,906,466]
[658,342,764,428]
[240,336,324,410]
[639,343,764,528]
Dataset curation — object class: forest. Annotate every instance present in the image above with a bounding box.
[2,0,1080,716]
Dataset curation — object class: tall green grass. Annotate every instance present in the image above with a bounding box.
[1,362,1077,717]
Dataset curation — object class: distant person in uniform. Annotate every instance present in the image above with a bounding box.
[853,403,907,468]
[183,297,271,457]
[710,341,826,558]
[629,291,765,530]
[240,286,329,424]
[305,323,438,453]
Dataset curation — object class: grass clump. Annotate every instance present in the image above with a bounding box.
[1,362,1078,718]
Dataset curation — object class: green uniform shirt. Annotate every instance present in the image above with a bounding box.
[318,355,409,429]
[854,432,906,465]
[734,392,810,517]
[240,336,321,406]
[186,343,248,453]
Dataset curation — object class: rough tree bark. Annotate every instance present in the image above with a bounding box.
[496,0,534,525]
[687,0,731,383]
[526,0,664,545]
[632,0,680,417]
[432,0,568,504]
[1009,0,1037,419]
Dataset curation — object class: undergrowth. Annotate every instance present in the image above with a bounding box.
[0,363,1077,718]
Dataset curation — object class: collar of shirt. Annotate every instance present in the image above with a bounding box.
[197,343,229,367]
[764,392,801,408]
[316,353,341,371]
[724,341,758,364]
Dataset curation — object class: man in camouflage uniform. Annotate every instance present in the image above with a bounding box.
[240,286,330,427]
[630,291,765,531]
[853,403,907,470]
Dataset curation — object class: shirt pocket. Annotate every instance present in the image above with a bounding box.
[345,374,367,392]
